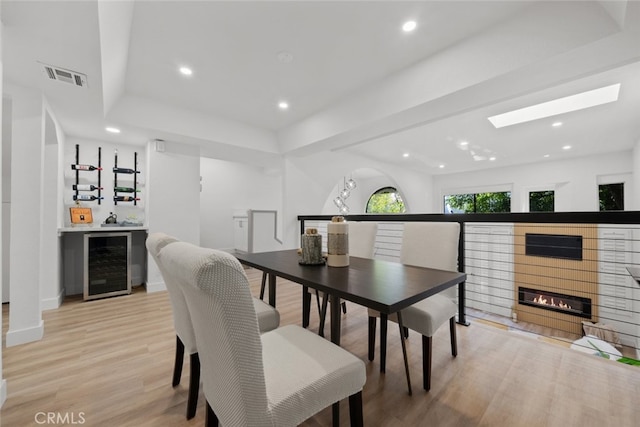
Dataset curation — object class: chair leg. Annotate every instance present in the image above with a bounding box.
[422,335,432,391]
[259,272,267,300]
[450,316,458,357]
[172,335,184,387]
[332,402,339,427]
[403,326,409,338]
[368,316,376,361]
[349,391,364,427]
[319,292,329,337]
[186,353,200,420]
[341,301,347,314]
[205,400,219,427]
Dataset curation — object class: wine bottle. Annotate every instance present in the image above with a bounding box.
[73,194,103,201]
[114,186,141,193]
[71,164,102,171]
[112,167,140,174]
[113,196,140,202]
[73,184,103,191]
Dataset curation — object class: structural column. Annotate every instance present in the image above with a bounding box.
[6,89,44,346]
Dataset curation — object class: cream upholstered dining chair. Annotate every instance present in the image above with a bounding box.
[316,221,378,336]
[161,242,366,427]
[368,222,460,392]
[146,233,280,420]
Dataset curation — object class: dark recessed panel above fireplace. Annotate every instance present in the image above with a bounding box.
[525,233,582,260]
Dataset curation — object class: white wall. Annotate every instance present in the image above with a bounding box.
[2,97,10,304]
[632,141,640,210]
[63,137,146,227]
[432,151,633,212]
[199,157,282,251]
[6,87,44,347]
[146,140,200,292]
[0,10,7,407]
[40,108,62,310]
[282,150,433,248]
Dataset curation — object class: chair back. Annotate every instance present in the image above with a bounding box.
[348,221,378,258]
[400,222,460,300]
[146,233,197,354]
[160,242,269,426]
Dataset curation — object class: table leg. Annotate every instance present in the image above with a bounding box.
[302,286,310,328]
[396,311,413,395]
[457,280,470,326]
[268,273,276,308]
[380,313,388,373]
[329,294,341,346]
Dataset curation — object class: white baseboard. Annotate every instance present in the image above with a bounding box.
[145,280,166,293]
[6,320,44,347]
[42,289,65,311]
[0,379,6,408]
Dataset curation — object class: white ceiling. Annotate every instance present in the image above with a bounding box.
[2,0,639,175]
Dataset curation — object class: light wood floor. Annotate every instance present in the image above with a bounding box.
[2,268,639,426]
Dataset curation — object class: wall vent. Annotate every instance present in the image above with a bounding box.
[39,62,88,88]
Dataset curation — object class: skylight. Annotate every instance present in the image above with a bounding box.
[488,84,621,128]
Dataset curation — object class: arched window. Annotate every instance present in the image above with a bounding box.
[366,187,406,213]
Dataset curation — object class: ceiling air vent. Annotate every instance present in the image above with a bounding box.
[39,62,88,88]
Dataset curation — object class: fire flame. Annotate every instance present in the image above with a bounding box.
[533,295,572,310]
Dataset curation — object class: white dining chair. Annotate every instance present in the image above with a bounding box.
[146,232,280,420]
[161,242,366,426]
[368,222,460,392]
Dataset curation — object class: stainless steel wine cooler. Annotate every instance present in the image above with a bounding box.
[83,232,132,300]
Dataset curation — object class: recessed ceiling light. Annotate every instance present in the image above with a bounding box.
[105,126,120,134]
[552,121,563,127]
[278,101,289,110]
[179,66,193,76]
[562,145,572,150]
[460,141,469,146]
[439,164,445,169]
[402,21,417,32]
[488,83,620,128]
[276,51,294,63]
[489,156,496,161]
[544,154,550,158]
[403,153,410,158]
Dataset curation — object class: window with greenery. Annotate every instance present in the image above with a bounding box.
[444,192,511,213]
[529,190,555,212]
[599,183,624,211]
[366,187,406,213]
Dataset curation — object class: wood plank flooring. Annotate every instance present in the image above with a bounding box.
[2,267,639,426]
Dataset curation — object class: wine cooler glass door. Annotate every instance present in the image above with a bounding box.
[84,232,132,300]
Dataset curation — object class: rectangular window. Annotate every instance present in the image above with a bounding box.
[599,183,624,211]
[529,190,554,212]
[444,192,511,213]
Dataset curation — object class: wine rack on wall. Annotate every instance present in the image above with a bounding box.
[71,144,103,204]
[113,150,141,206]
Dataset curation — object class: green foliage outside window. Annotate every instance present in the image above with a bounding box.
[599,183,624,211]
[529,190,555,212]
[445,192,511,213]
[366,187,406,213]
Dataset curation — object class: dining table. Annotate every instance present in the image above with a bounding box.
[234,249,467,395]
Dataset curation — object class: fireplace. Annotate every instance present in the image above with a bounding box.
[518,287,592,319]
[514,224,598,335]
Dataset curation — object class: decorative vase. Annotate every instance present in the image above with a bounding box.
[301,228,323,265]
[327,216,349,267]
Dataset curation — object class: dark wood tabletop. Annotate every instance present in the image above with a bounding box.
[234,249,466,314]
